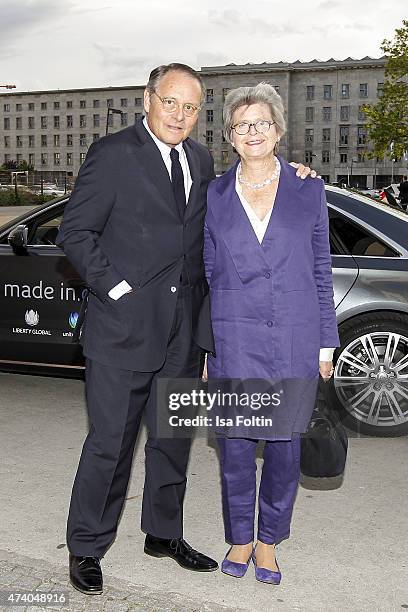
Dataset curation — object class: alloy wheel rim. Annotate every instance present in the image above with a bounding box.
[334,332,408,427]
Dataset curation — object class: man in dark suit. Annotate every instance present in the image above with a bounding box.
[57,64,218,595]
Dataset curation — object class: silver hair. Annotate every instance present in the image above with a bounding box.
[223,82,286,145]
[145,63,206,103]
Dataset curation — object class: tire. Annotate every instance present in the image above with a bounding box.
[326,311,408,437]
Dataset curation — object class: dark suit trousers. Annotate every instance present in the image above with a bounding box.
[67,288,203,557]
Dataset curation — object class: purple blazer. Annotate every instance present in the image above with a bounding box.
[204,157,340,433]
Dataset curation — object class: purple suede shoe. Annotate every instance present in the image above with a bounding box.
[252,551,282,585]
[221,549,252,578]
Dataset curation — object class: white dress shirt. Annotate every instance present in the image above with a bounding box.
[235,166,335,362]
[108,116,192,301]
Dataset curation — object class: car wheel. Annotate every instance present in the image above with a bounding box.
[327,312,408,437]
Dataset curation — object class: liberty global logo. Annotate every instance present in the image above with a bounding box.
[25,310,39,326]
[69,312,79,329]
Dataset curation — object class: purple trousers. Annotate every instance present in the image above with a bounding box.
[217,437,301,545]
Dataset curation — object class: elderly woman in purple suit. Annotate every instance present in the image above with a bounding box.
[203,83,340,585]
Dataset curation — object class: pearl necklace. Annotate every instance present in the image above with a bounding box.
[238,157,281,190]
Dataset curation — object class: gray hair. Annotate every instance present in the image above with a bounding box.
[223,82,286,144]
[145,63,206,103]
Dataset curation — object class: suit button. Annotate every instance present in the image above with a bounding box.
[171,286,177,293]
[264,272,271,279]
[266,320,273,327]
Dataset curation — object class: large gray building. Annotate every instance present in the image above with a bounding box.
[0,57,405,188]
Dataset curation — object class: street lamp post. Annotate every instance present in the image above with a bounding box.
[105,108,123,136]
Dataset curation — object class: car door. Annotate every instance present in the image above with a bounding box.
[0,202,86,368]
[328,206,359,312]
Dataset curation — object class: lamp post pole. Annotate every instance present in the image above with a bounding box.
[105,107,123,136]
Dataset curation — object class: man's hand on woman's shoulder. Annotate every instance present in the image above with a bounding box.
[289,162,318,180]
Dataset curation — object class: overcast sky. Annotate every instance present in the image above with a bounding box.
[0,0,406,92]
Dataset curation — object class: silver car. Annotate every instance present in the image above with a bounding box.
[0,188,408,436]
[325,186,408,437]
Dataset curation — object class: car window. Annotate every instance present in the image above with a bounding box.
[29,213,63,246]
[329,211,399,257]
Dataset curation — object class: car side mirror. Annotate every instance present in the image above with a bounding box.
[8,224,28,250]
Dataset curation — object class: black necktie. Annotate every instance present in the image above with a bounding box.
[170,148,186,219]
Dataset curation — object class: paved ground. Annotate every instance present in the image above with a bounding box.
[0,206,39,226]
[1,372,407,611]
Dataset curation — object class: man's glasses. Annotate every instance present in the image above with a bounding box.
[152,91,201,117]
[231,120,275,135]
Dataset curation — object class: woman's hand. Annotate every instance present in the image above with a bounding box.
[319,360,334,381]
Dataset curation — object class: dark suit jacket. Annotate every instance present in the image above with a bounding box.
[56,118,215,371]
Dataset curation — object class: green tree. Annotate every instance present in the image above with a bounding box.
[363,20,408,161]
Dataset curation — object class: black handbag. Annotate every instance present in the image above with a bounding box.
[300,382,348,478]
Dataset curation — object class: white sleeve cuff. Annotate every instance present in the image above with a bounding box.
[108,280,132,300]
[319,347,335,361]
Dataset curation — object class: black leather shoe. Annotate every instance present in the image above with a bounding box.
[144,535,218,572]
[69,554,103,595]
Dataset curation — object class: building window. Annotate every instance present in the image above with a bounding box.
[54,101,60,109]
[359,83,368,98]
[16,117,22,129]
[377,82,384,97]
[16,103,22,111]
[323,107,332,121]
[93,133,100,142]
[134,97,142,106]
[29,153,35,166]
[121,113,128,126]
[67,153,73,166]
[29,135,35,147]
[323,85,333,100]
[322,128,331,142]
[340,152,348,164]
[54,116,60,129]
[339,126,349,146]
[41,153,48,165]
[206,130,213,144]
[357,152,366,163]
[54,134,60,147]
[306,85,315,100]
[274,85,280,94]
[222,150,229,163]
[357,125,366,145]
[93,114,100,127]
[54,152,61,166]
[340,106,350,121]
[3,117,10,130]
[80,115,86,128]
[206,89,214,103]
[16,154,23,163]
[4,154,10,164]
[80,134,87,146]
[107,98,113,107]
[107,114,113,127]
[223,88,230,101]
[305,128,314,143]
[16,136,23,147]
[322,150,330,163]
[80,100,86,109]
[67,134,73,146]
[121,98,128,107]
[80,152,86,164]
[41,135,47,147]
[67,100,73,108]
[28,116,35,129]
[28,102,35,111]
[67,115,73,128]
[341,84,350,99]
[41,102,47,110]
[4,136,10,147]
[3,103,10,112]
[305,107,314,122]
[358,105,366,121]
[305,151,314,164]
[135,112,142,121]
[93,99,100,108]
[41,116,47,129]
[207,109,214,123]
